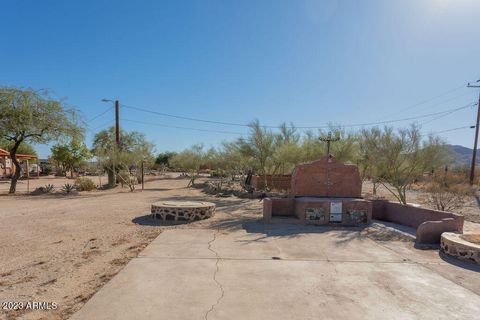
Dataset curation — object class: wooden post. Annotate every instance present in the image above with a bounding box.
[37,159,40,177]
[141,161,145,191]
[115,100,120,146]
[26,160,30,193]
[470,92,480,185]
[467,81,480,185]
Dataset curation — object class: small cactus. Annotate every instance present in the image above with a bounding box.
[62,183,75,193]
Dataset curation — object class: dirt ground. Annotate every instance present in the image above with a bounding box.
[0,174,235,320]
[361,180,480,224]
[0,175,479,320]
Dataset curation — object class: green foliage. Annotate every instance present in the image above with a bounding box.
[171,120,449,200]
[117,170,138,192]
[40,162,54,175]
[74,177,96,191]
[300,127,358,164]
[61,183,75,193]
[0,139,37,155]
[32,184,55,195]
[92,127,154,187]
[359,124,449,204]
[0,87,83,193]
[155,152,176,167]
[51,139,91,177]
[170,144,205,186]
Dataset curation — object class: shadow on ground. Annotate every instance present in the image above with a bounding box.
[132,214,191,226]
[439,251,480,272]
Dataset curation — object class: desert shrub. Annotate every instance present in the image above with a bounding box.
[117,171,137,192]
[31,184,55,195]
[40,163,54,176]
[62,183,76,193]
[74,177,96,191]
[425,172,472,212]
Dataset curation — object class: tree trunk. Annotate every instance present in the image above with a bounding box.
[397,187,407,205]
[107,167,116,188]
[9,140,23,194]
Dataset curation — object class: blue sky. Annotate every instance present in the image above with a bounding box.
[1,0,480,158]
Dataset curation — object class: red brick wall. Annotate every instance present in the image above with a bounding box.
[250,175,292,191]
[290,156,362,198]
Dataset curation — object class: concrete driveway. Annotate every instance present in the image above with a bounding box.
[71,222,480,320]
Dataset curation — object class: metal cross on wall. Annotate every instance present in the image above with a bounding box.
[319,132,340,155]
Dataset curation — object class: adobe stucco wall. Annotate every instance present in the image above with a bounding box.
[372,200,464,244]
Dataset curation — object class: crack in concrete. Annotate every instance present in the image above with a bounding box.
[204,229,225,320]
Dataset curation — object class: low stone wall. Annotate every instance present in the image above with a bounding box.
[151,201,216,221]
[372,200,464,244]
[441,232,480,264]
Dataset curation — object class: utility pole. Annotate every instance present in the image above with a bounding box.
[319,132,340,155]
[468,80,480,185]
[101,98,120,187]
[115,100,120,146]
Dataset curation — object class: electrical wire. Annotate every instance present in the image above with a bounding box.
[374,84,468,121]
[420,103,475,125]
[120,118,246,135]
[87,106,114,122]
[430,126,474,135]
[121,102,475,129]
[87,120,115,133]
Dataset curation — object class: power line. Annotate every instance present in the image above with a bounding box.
[330,102,475,128]
[121,102,475,129]
[87,106,114,122]
[87,119,115,133]
[121,104,249,128]
[419,102,474,125]
[411,91,472,115]
[429,126,474,135]
[120,118,246,135]
[375,84,467,121]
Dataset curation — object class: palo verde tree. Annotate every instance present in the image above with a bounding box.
[270,123,302,175]
[358,127,382,194]
[169,144,206,187]
[0,88,82,193]
[238,120,276,188]
[92,127,154,188]
[51,139,91,177]
[300,126,359,164]
[367,124,449,204]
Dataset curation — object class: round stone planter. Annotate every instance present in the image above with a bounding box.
[151,201,216,221]
[441,232,480,264]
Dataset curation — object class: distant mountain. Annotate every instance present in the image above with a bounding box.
[447,144,480,166]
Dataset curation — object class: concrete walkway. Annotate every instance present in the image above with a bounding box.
[71,222,480,320]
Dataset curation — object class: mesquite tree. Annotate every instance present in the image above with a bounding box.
[0,88,82,193]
